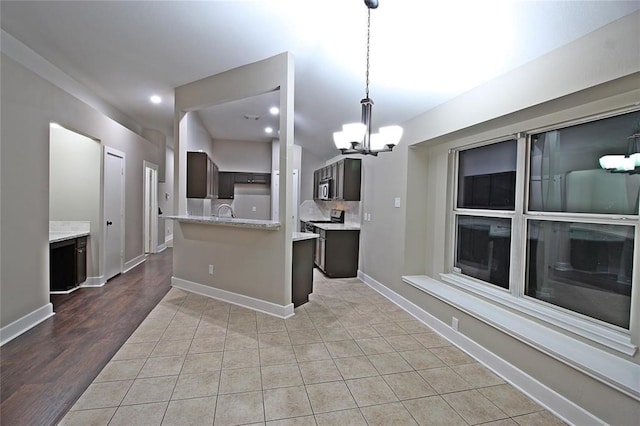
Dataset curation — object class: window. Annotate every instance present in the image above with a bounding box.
[453,110,639,331]
[454,139,516,289]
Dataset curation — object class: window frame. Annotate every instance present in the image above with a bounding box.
[446,108,639,355]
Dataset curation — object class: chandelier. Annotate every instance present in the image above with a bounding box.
[333,0,403,156]
[599,132,640,174]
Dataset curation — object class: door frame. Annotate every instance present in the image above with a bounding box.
[143,161,159,254]
[103,146,125,280]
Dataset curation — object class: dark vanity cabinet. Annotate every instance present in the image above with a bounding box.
[187,151,218,198]
[50,236,87,292]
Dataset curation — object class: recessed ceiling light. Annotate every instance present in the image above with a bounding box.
[265,127,273,134]
[269,106,279,115]
[150,95,162,104]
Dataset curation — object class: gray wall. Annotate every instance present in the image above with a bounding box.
[213,138,272,173]
[49,126,101,278]
[358,12,640,425]
[1,52,162,329]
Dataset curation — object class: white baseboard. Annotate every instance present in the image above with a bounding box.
[123,254,146,273]
[165,235,173,247]
[50,286,81,295]
[172,276,294,319]
[358,270,604,426]
[81,275,106,288]
[0,303,54,346]
[156,243,167,253]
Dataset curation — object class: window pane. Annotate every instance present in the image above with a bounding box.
[529,111,640,215]
[526,220,633,329]
[458,140,517,210]
[456,216,511,289]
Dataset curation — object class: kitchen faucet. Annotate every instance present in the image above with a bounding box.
[217,203,235,218]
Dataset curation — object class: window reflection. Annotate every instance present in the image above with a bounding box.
[529,111,640,215]
[458,140,517,210]
[526,220,633,329]
[456,216,511,289]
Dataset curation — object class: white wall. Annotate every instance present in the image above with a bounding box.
[358,12,640,425]
[49,126,101,278]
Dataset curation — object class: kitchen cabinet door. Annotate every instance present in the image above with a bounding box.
[218,172,235,199]
[251,173,271,184]
[322,230,360,278]
[187,151,217,198]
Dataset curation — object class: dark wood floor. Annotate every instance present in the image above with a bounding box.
[0,248,173,426]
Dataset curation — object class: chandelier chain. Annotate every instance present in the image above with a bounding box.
[365,7,371,99]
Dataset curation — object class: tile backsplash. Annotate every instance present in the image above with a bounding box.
[299,199,360,224]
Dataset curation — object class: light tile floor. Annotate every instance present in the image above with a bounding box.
[60,272,566,425]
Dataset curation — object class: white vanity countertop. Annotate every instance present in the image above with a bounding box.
[312,223,361,231]
[49,221,91,243]
[49,230,90,243]
[292,232,319,242]
[166,215,281,230]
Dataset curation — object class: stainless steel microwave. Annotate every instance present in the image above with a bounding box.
[317,179,332,200]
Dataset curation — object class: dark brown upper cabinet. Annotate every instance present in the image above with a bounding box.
[187,151,218,199]
[313,158,361,201]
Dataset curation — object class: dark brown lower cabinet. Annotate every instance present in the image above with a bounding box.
[50,236,87,291]
[292,238,315,307]
[315,229,360,278]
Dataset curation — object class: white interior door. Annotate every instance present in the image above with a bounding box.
[104,147,125,281]
[144,162,159,254]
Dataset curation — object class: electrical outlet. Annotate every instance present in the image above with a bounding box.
[452,317,459,331]
[208,264,214,275]
[394,197,401,208]
[252,206,257,212]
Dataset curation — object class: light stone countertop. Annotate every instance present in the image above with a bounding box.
[49,221,91,243]
[311,222,361,231]
[49,231,90,244]
[166,215,281,230]
[292,232,319,242]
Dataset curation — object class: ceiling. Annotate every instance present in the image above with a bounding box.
[2,1,639,160]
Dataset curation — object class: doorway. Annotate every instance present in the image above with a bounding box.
[144,161,159,254]
[49,123,101,285]
[104,147,125,281]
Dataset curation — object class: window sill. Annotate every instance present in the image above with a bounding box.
[402,274,640,400]
[439,273,636,356]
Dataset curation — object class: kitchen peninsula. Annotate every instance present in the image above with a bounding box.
[168,214,317,316]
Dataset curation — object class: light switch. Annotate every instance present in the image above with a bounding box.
[252,206,257,212]
[394,197,401,208]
